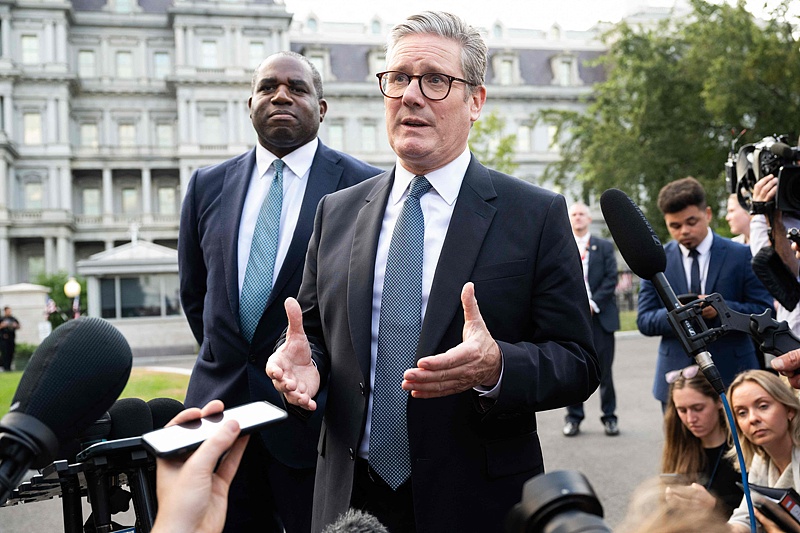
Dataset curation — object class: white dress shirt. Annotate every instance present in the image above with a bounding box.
[574,233,599,313]
[678,230,713,294]
[237,138,318,294]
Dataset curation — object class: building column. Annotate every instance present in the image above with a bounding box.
[139,38,147,82]
[43,20,54,64]
[189,100,197,144]
[55,20,67,64]
[58,97,68,144]
[56,236,68,271]
[0,237,9,285]
[3,95,10,139]
[44,237,55,274]
[102,167,113,223]
[0,17,9,60]
[185,27,194,66]
[104,240,113,251]
[60,166,71,212]
[47,98,58,144]
[0,157,7,209]
[142,167,152,223]
[48,166,59,209]
[227,100,236,145]
[233,26,242,67]
[174,25,185,67]
[180,164,191,199]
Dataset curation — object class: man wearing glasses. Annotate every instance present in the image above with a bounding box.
[267,11,599,532]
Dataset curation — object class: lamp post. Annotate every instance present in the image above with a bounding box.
[64,277,82,319]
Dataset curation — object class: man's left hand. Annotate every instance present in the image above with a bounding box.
[402,282,501,399]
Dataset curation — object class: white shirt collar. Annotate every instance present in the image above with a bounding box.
[679,229,713,257]
[255,137,319,180]
[390,147,470,206]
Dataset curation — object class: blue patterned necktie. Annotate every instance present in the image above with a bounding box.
[368,175,432,490]
[689,248,701,294]
[239,159,284,343]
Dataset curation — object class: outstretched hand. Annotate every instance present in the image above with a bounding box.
[402,282,502,399]
[266,298,320,410]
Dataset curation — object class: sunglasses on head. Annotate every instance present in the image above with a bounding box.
[665,365,700,384]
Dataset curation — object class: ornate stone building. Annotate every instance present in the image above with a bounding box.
[0,0,609,319]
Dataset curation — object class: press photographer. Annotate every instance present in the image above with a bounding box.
[728,134,800,383]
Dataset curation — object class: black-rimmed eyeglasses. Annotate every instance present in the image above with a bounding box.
[376,71,470,101]
[665,365,701,384]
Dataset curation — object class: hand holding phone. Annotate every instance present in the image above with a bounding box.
[142,401,287,458]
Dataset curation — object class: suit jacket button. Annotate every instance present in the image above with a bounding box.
[349,448,356,460]
[248,355,256,364]
[359,382,365,395]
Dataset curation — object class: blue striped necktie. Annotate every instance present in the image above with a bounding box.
[368,175,431,490]
[239,159,284,343]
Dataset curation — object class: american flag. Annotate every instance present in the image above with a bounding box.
[45,298,58,315]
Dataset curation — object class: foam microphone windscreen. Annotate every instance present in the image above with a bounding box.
[7,317,132,465]
[147,398,185,430]
[108,398,153,440]
[600,188,667,280]
[770,142,795,159]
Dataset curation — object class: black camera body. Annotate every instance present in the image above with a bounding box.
[726,134,800,217]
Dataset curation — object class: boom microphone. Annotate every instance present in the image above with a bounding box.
[769,142,800,160]
[0,317,132,505]
[600,189,725,394]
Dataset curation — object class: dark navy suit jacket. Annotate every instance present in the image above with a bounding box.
[179,141,380,468]
[637,233,773,403]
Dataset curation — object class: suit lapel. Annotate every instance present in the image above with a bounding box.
[348,171,393,381]
[417,157,497,359]
[665,243,689,295]
[269,142,343,306]
[705,232,725,292]
[221,149,257,320]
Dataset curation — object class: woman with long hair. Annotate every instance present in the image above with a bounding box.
[661,365,742,516]
[726,369,800,532]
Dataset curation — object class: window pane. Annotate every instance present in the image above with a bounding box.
[499,60,513,85]
[202,115,222,145]
[158,186,176,215]
[517,125,531,152]
[116,51,133,78]
[83,188,101,216]
[23,113,42,144]
[21,35,39,64]
[81,123,98,147]
[119,123,135,146]
[115,0,133,13]
[559,60,572,86]
[122,187,138,214]
[78,50,96,77]
[327,124,343,151]
[154,52,170,79]
[121,276,161,317]
[307,55,324,80]
[101,278,116,318]
[361,124,376,152]
[24,182,42,209]
[201,41,217,68]
[28,256,44,280]
[249,42,264,69]
[156,123,173,147]
[164,275,181,316]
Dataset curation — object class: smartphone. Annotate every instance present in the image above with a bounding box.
[141,401,287,458]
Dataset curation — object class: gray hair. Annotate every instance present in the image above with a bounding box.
[386,11,487,91]
[251,50,324,100]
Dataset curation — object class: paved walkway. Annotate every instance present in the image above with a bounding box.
[0,332,666,530]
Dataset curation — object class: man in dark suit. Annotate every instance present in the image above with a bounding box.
[637,177,773,406]
[266,12,599,532]
[178,51,380,533]
[563,202,621,437]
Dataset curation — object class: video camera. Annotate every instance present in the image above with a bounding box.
[725,134,800,217]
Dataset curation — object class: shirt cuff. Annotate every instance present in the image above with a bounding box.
[473,348,504,400]
[589,299,600,314]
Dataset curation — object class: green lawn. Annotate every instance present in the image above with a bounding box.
[620,309,638,331]
[0,368,190,419]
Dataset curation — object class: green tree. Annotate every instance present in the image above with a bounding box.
[33,271,88,328]
[536,0,800,240]
[469,110,518,175]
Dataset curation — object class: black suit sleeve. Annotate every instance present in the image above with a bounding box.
[178,169,207,345]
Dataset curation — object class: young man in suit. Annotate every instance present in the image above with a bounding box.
[266,12,599,532]
[178,51,380,533]
[637,177,773,407]
[563,202,621,437]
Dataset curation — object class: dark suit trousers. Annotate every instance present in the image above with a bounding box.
[0,338,14,370]
[567,317,616,423]
[223,433,315,533]
[350,458,415,533]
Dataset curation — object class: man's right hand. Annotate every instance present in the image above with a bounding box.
[266,297,320,410]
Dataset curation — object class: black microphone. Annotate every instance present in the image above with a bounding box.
[0,317,132,505]
[770,142,800,160]
[147,398,185,430]
[600,188,725,394]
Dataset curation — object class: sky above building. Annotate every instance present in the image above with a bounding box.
[281,0,789,32]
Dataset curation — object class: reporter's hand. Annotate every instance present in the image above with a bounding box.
[151,400,249,533]
[266,298,320,410]
[771,349,800,389]
[664,483,717,511]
